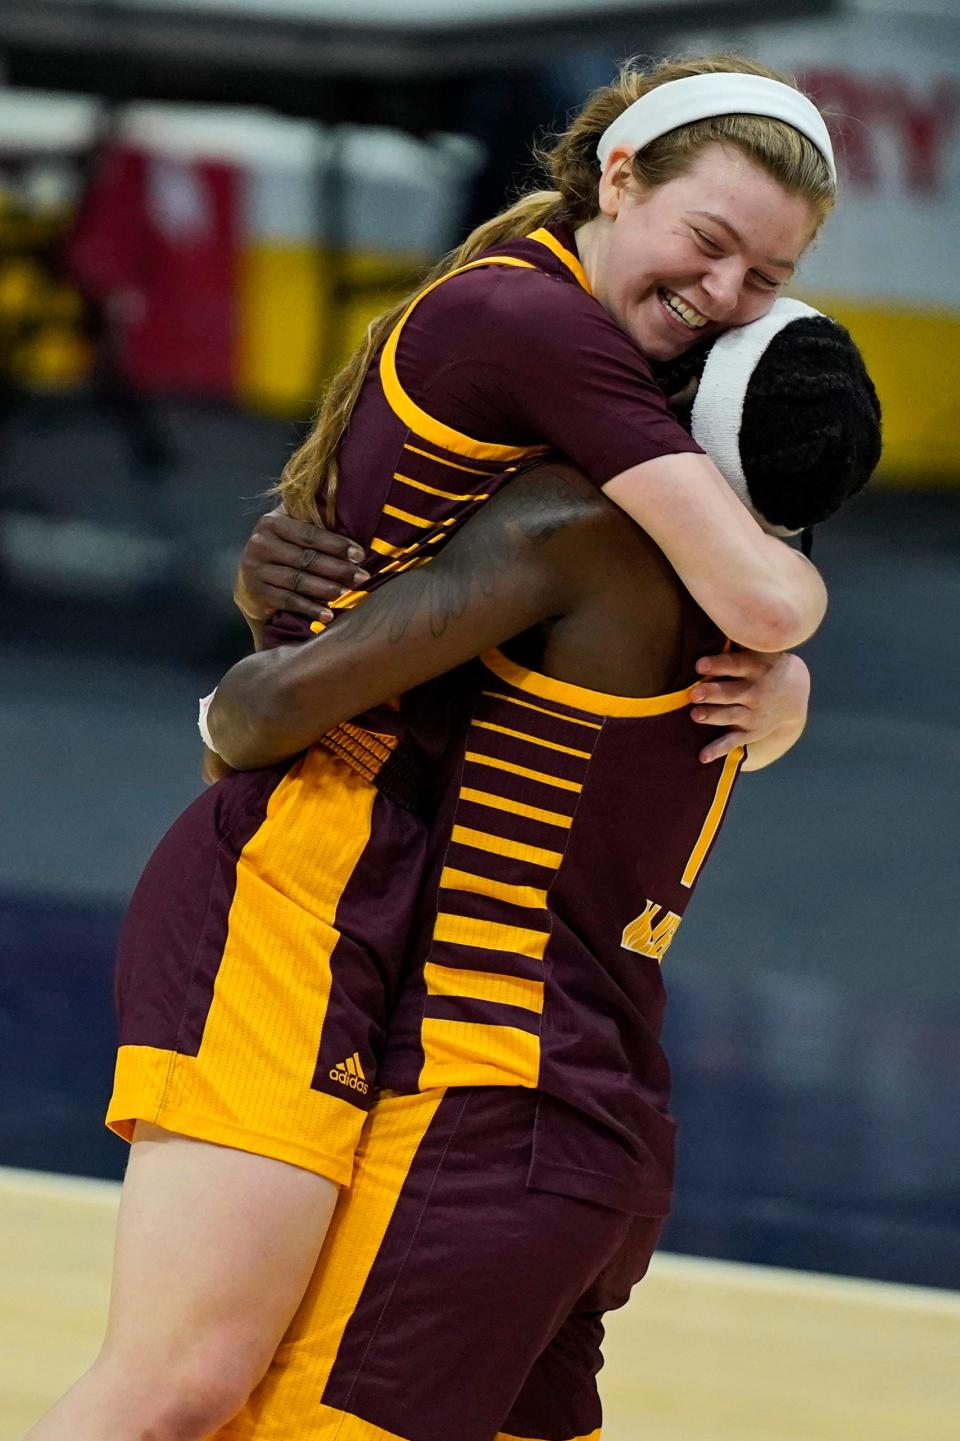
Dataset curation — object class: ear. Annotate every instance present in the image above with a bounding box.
[597,144,635,218]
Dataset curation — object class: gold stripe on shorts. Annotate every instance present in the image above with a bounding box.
[216,1091,443,1439]
[107,749,381,1185]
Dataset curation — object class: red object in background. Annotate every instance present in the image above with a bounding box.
[68,143,239,397]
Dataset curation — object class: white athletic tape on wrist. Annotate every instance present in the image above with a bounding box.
[690,298,822,537]
[198,689,219,754]
[596,73,836,183]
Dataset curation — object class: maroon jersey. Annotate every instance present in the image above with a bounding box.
[330,219,701,554]
[110,229,711,1196]
[381,630,744,1217]
[268,220,702,776]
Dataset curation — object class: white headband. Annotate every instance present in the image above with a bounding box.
[690,298,823,537]
[597,73,837,184]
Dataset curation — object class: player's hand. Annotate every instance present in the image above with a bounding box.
[689,649,811,764]
[234,505,370,626]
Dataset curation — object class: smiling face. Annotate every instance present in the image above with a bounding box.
[577,142,819,362]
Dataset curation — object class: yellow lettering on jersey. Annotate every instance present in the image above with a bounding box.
[621,899,682,964]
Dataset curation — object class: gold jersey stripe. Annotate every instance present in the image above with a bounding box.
[481,690,602,732]
[378,551,422,577]
[419,1017,540,1091]
[472,718,593,760]
[483,646,691,719]
[433,911,550,960]
[318,589,364,616]
[402,442,497,477]
[309,587,363,632]
[424,960,544,1013]
[383,503,433,530]
[465,750,583,795]
[393,555,431,575]
[527,226,593,295]
[450,824,563,870]
[394,471,490,504]
[681,746,745,888]
[369,536,406,558]
[376,533,447,576]
[439,865,548,911]
[459,787,574,830]
[310,586,367,631]
[380,256,551,463]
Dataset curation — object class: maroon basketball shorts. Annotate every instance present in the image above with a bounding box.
[216,1088,663,1441]
[106,746,427,1186]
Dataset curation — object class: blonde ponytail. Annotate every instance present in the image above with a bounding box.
[280,190,561,524]
[280,53,836,525]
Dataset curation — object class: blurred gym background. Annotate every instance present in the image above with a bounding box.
[0,1,958,1435]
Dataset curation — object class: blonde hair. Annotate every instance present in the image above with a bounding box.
[282,53,836,524]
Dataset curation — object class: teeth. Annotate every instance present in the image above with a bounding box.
[660,290,708,329]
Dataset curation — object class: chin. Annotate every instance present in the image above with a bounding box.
[637,331,689,362]
[629,312,692,362]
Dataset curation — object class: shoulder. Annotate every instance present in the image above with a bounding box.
[426,263,648,367]
[498,463,683,599]
[423,259,575,316]
[491,462,624,545]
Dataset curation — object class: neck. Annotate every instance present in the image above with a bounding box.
[573,216,607,294]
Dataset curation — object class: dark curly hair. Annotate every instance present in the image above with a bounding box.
[738,316,882,530]
[653,317,882,532]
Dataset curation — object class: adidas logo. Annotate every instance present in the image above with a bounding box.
[329,1052,369,1095]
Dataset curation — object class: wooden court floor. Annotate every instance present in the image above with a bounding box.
[3,1166,958,1440]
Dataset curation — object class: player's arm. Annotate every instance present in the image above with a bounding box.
[474,275,827,654]
[207,466,600,769]
[222,507,816,777]
[603,454,827,653]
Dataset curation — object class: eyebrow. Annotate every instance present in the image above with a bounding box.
[690,211,796,274]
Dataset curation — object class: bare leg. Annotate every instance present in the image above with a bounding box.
[25,1123,338,1441]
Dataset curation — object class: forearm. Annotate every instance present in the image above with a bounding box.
[603,454,827,651]
[208,478,587,769]
[209,606,516,771]
[208,644,311,768]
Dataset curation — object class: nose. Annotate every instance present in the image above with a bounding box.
[700,258,743,317]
